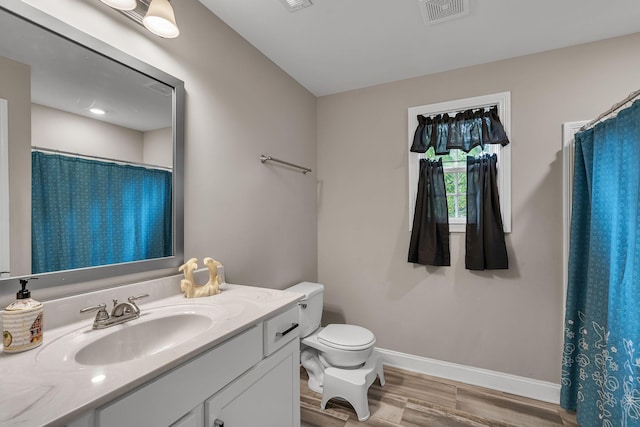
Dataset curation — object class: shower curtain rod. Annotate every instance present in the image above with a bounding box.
[579,88,640,132]
[31,146,172,171]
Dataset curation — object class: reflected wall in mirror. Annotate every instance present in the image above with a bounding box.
[0,0,184,289]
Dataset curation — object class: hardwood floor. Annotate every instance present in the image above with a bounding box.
[300,366,579,426]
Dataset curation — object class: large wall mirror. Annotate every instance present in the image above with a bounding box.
[0,0,184,290]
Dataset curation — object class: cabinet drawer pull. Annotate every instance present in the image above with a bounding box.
[276,322,299,337]
[214,419,224,427]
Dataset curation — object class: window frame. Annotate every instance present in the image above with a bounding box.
[445,162,467,221]
[408,92,512,233]
[434,146,492,228]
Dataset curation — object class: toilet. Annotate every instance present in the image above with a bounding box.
[286,282,385,421]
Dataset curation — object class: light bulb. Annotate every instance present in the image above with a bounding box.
[143,0,180,38]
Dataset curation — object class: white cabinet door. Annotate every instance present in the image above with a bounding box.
[205,339,299,427]
[96,326,262,427]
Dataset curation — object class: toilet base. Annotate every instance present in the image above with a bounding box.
[320,350,385,422]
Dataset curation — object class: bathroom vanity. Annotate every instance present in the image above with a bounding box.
[0,276,302,426]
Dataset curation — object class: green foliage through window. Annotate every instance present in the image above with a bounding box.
[425,146,488,220]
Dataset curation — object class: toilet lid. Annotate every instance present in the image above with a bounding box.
[317,324,375,351]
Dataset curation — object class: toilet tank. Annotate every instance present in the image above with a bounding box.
[286,282,324,338]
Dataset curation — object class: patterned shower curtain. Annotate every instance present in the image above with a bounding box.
[561,100,640,426]
[32,152,172,273]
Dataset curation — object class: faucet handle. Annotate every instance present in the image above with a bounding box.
[80,303,107,313]
[80,303,109,322]
[128,293,149,304]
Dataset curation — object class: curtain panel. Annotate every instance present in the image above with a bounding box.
[408,159,450,266]
[32,152,172,273]
[465,154,509,270]
[410,106,510,154]
[561,100,640,427]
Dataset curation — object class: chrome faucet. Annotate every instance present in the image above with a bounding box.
[80,293,149,329]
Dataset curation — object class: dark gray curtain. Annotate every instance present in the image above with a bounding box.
[410,106,510,154]
[465,154,508,270]
[408,159,450,266]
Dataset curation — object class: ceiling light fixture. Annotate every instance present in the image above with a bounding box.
[89,108,106,115]
[143,0,180,38]
[98,0,180,39]
[99,0,137,11]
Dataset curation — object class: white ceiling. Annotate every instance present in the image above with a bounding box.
[198,0,640,96]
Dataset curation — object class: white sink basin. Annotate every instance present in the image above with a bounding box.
[37,305,219,366]
[75,313,213,365]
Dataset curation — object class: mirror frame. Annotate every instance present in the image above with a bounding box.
[0,0,184,289]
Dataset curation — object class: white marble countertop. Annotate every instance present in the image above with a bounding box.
[0,276,302,427]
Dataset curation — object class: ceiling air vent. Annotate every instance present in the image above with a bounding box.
[280,0,312,13]
[419,0,469,25]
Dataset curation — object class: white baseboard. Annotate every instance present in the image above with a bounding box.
[376,347,560,404]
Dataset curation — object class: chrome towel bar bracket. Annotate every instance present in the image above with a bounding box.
[260,154,312,174]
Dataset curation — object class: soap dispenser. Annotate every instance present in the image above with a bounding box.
[3,278,43,353]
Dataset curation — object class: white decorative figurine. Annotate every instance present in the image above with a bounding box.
[178,257,223,298]
[203,257,223,295]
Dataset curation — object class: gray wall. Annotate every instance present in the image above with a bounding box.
[32,104,144,163]
[0,55,30,277]
[32,104,172,168]
[21,0,318,292]
[143,127,172,168]
[316,33,640,384]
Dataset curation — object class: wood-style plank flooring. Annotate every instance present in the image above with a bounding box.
[300,366,579,427]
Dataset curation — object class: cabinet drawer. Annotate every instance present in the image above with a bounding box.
[263,306,299,356]
[96,326,263,427]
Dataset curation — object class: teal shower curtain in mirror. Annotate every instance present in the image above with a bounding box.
[562,100,640,426]
[32,152,172,273]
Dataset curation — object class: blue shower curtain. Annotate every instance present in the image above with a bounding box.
[32,152,172,273]
[561,100,640,426]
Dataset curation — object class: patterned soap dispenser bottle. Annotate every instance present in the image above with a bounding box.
[2,277,44,353]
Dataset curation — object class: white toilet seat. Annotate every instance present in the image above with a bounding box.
[317,324,375,351]
[302,324,376,369]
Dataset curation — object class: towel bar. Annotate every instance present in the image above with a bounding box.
[259,154,312,174]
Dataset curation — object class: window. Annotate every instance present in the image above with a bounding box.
[425,145,489,226]
[408,92,511,233]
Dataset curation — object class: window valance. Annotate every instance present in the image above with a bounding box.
[410,106,510,154]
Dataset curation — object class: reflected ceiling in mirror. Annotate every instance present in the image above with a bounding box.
[0,6,172,134]
[0,0,184,288]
